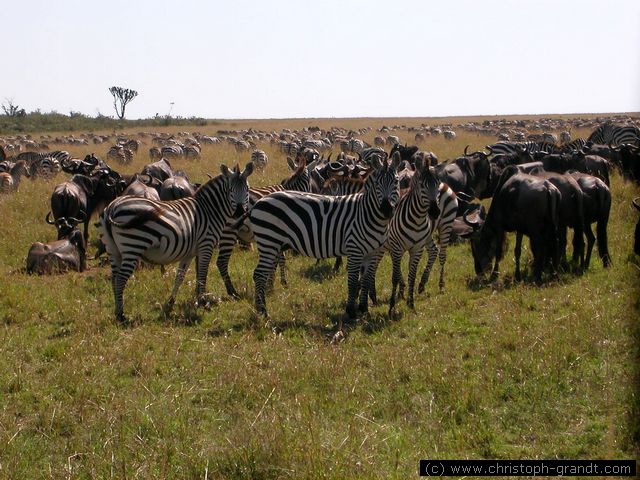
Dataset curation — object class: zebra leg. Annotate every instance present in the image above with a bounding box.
[253,248,280,317]
[437,226,452,292]
[164,257,193,314]
[333,256,343,272]
[195,245,217,308]
[112,254,139,323]
[278,252,287,286]
[418,238,438,294]
[216,228,240,298]
[389,250,403,314]
[406,247,424,309]
[359,251,383,314]
[345,255,363,319]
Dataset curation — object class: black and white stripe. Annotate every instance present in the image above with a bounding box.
[215,158,311,297]
[249,155,401,320]
[587,123,640,146]
[250,150,269,170]
[486,141,559,156]
[100,163,254,322]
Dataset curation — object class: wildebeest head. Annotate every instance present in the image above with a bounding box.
[26,229,86,275]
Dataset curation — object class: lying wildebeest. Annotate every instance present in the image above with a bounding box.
[26,229,86,274]
[567,171,612,267]
[464,165,560,282]
[633,197,640,255]
[530,169,585,272]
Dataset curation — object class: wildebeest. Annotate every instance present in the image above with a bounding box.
[530,169,585,272]
[465,165,560,282]
[434,149,493,200]
[611,144,640,181]
[567,171,612,268]
[159,174,196,200]
[47,172,122,241]
[633,198,640,255]
[122,175,161,200]
[26,229,86,274]
[141,158,174,182]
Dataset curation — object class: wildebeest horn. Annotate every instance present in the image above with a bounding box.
[633,197,640,211]
[206,173,213,179]
[68,216,84,224]
[456,191,474,202]
[464,145,470,156]
[486,145,494,155]
[45,212,55,224]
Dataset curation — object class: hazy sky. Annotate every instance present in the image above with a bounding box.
[2,0,639,119]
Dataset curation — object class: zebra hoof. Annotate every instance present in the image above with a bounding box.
[115,313,130,326]
[346,305,358,319]
[417,283,426,294]
[197,295,220,310]
[407,299,415,309]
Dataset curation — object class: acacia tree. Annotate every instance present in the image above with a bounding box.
[109,86,138,120]
[1,98,26,117]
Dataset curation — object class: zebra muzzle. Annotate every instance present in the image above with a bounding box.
[380,199,394,219]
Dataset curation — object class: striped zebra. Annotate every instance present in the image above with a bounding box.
[184,144,202,159]
[251,150,269,170]
[587,123,640,146]
[0,160,29,193]
[359,147,387,167]
[486,141,559,156]
[17,150,68,178]
[100,163,254,322]
[560,138,587,153]
[107,145,133,164]
[320,175,367,196]
[161,145,184,159]
[216,157,311,297]
[249,154,401,320]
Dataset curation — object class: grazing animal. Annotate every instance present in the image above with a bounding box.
[100,163,254,322]
[250,150,269,170]
[434,151,493,199]
[141,158,174,182]
[567,172,612,267]
[216,157,311,297]
[249,154,400,321]
[159,175,196,200]
[587,123,640,147]
[465,166,561,282]
[0,160,29,193]
[26,229,86,274]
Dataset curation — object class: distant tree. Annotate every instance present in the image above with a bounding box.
[2,98,26,117]
[109,86,138,120]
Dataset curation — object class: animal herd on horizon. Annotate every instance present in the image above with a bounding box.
[1,117,640,335]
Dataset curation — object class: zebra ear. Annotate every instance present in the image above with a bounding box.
[220,164,231,177]
[370,154,382,170]
[242,162,254,178]
[414,156,424,172]
[286,156,296,171]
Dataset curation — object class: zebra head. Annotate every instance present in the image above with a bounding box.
[369,152,401,219]
[220,162,254,218]
[413,158,440,219]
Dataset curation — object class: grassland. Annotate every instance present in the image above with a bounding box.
[0,117,638,479]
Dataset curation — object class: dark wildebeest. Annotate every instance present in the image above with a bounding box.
[530,169,586,273]
[159,175,196,200]
[567,171,612,268]
[47,172,121,241]
[122,174,162,200]
[26,229,86,274]
[464,165,560,282]
[633,197,640,255]
[611,144,640,181]
[434,149,493,200]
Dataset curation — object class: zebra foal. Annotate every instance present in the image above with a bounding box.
[100,162,253,322]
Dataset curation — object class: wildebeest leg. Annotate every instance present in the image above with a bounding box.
[571,224,585,274]
[597,217,611,268]
[216,228,240,297]
[583,223,595,269]
[418,237,438,293]
[558,225,568,271]
[530,236,544,283]
[514,232,523,282]
[333,256,343,271]
[406,246,424,309]
[164,257,193,314]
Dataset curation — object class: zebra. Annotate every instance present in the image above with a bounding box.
[359,147,387,167]
[161,145,184,159]
[100,162,254,322]
[587,123,640,146]
[560,138,587,153]
[486,141,559,156]
[443,130,457,140]
[0,160,29,193]
[184,144,202,159]
[216,157,311,298]
[320,175,367,196]
[560,131,572,143]
[251,150,269,170]
[249,153,401,321]
[30,156,61,179]
[107,145,133,165]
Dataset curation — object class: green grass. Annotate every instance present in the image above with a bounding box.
[0,117,638,478]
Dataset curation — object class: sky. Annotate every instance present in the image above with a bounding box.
[2,0,639,119]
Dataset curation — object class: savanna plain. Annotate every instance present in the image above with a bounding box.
[0,116,638,479]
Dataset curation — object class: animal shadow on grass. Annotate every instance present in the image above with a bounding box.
[299,260,342,283]
[465,264,576,292]
[155,301,204,326]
